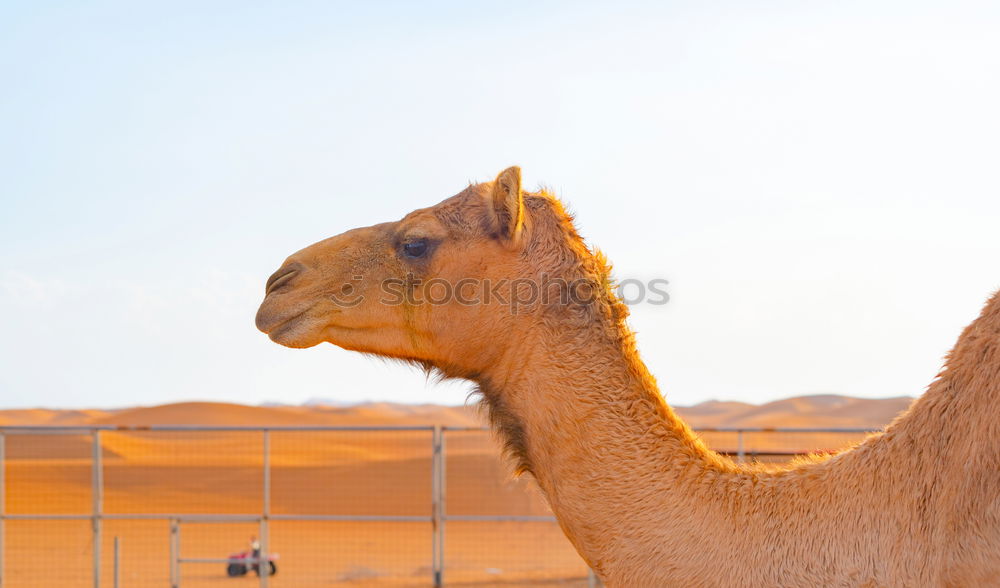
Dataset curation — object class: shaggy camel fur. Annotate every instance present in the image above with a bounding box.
[256,167,1000,586]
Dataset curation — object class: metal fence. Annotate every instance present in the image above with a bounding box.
[0,425,874,587]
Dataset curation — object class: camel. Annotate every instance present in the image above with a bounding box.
[255,167,1000,586]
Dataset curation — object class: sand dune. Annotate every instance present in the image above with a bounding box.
[0,394,913,429]
[681,394,913,428]
[90,402,337,426]
[0,408,112,426]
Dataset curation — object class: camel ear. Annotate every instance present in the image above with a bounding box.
[490,166,524,245]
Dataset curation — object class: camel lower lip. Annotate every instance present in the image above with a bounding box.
[265,311,308,338]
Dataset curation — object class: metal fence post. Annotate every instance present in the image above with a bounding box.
[92,430,103,588]
[169,518,179,588]
[736,430,745,464]
[260,430,271,588]
[113,535,120,588]
[431,426,443,587]
[440,428,448,586]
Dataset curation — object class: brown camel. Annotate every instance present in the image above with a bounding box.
[255,167,1000,586]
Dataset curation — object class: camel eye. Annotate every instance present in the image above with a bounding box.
[402,239,428,258]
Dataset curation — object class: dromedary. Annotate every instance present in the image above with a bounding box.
[256,167,1000,586]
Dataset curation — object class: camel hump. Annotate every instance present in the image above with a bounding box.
[987,289,1000,314]
[970,289,1000,332]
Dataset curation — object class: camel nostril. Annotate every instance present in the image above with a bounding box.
[265,262,303,295]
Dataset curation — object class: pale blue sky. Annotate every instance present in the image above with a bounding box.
[2,0,998,409]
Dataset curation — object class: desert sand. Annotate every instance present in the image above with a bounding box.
[0,395,910,587]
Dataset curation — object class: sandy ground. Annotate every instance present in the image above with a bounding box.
[0,396,907,587]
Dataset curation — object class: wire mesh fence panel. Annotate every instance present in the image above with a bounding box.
[268,520,431,586]
[268,430,435,584]
[442,430,587,585]
[739,430,874,464]
[102,430,264,515]
[269,429,434,517]
[3,433,93,514]
[99,519,171,588]
[690,430,743,461]
[443,429,550,517]
[176,520,262,587]
[2,519,92,588]
[0,425,880,586]
[693,429,875,464]
[442,521,591,586]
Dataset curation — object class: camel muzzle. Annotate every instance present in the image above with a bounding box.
[256,261,313,336]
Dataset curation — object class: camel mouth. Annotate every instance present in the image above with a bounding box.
[256,305,322,349]
[255,296,311,335]
[260,309,306,337]
[256,296,347,348]
[265,314,308,345]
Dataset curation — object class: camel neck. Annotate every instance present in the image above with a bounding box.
[476,320,735,576]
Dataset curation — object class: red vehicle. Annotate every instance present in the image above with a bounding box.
[226,549,278,577]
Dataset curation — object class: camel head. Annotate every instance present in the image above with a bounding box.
[256,166,626,379]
